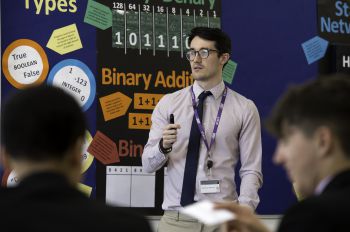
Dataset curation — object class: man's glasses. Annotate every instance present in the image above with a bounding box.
[185,48,218,61]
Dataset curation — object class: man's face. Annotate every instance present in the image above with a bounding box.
[273,125,319,198]
[189,36,222,82]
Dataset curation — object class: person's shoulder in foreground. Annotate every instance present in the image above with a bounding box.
[0,85,152,232]
[215,74,350,232]
[279,169,350,232]
[272,74,350,231]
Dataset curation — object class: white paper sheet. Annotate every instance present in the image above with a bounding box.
[180,200,235,226]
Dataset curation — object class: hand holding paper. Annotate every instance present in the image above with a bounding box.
[215,202,271,232]
[180,200,235,226]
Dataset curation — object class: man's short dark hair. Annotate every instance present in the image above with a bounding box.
[188,27,231,56]
[1,85,86,161]
[266,74,350,156]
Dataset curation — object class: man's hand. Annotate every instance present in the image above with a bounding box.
[162,124,181,149]
[215,202,271,232]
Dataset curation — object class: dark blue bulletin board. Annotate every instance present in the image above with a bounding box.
[221,0,319,214]
[1,0,319,215]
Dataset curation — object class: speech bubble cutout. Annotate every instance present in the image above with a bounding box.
[302,36,329,65]
[87,131,120,165]
[77,183,93,197]
[2,39,49,89]
[7,170,19,188]
[99,92,132,121]
[1,169,11,187]
[81,131,94,174]
[47,59,96,111]
[47,24,83,55]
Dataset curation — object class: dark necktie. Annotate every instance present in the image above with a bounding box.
[180,91,212,206]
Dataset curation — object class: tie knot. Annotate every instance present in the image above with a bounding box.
[198,91,212,102]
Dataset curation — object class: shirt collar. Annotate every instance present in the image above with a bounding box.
[192,80,225,100]
[314,175,333,195]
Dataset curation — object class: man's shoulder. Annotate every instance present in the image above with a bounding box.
[226,87,257,112]
[158,86,191,105]
[166,86,191,97]
[0,187,151,231]
[279,192,350,231]
[227,87,251,102]
[0,186,21,204]
[285,192,350,213]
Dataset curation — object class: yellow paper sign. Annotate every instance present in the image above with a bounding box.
[77,183,93,197]
[47,24,83,55]
[81,131,94,174]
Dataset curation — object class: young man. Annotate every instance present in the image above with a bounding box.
[142,27,263,232]
[0,86,151,232]
[216,74,350,232]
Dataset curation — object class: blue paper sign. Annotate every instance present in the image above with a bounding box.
[302,36,329,65]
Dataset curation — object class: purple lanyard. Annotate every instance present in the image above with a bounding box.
[190,85,227,156]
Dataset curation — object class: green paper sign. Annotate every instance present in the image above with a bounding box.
[223,60,238,84]
[84,0,112,30]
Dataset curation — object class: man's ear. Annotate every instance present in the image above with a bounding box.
[314,126,333,158]
[220,53,230,65]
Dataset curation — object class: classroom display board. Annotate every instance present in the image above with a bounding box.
[1,1,99,198]
[95,0,221,215]
[2,0,321,215]
[0,0,222,216]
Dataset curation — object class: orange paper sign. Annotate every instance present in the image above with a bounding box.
[128,113,152,130]
[99,92,132,121]
[134,93,164,110]
[1,169,11,187]
[87,131,120,165]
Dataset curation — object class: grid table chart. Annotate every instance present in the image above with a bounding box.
[106,166,156,207]
[111,2,221,56]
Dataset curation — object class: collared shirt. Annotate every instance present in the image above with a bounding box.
[315,175,333,195]
[142,81,263,210]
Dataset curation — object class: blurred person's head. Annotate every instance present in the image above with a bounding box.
[266,74,350,198]
[1,85,86,185]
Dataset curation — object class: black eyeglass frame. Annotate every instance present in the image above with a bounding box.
[185,48,219,61]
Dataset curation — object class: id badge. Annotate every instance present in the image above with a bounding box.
[199,179,221,194]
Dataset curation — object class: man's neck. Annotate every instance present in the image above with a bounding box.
[196,77,222,91]
[11,160,77,186]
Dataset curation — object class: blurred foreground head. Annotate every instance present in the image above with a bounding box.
[267,74,350,197]
[1,85,86,183]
